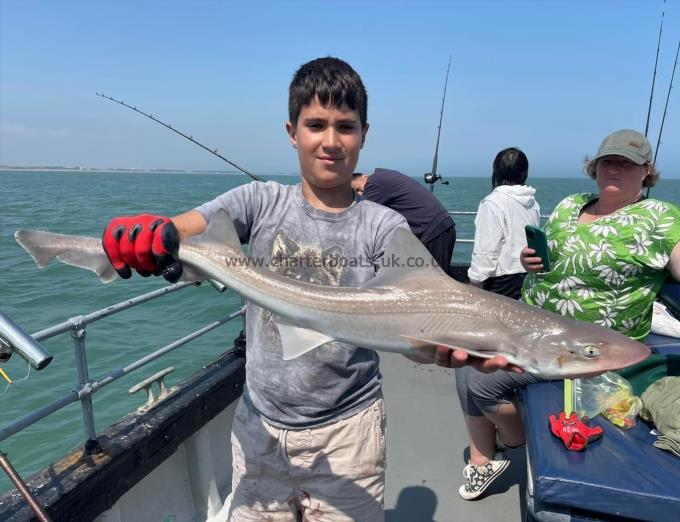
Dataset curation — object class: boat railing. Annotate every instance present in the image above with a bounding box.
[0,209,546,461]
[0,281,245,454]
[448,210,550,244]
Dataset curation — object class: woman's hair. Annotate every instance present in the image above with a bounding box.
[583,157,659,187]
[492,147,529,189]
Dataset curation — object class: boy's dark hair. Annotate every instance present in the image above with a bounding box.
[289,57,368,128]
[492,147,529,189]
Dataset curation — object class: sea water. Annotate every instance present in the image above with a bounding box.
[1,170,678,494]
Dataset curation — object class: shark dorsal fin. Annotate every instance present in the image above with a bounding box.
[362,227,448,289]
[192,209,241,249]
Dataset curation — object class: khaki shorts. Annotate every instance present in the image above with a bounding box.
[228,397,386,522]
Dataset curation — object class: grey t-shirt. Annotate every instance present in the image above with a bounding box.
[196,181,408,428]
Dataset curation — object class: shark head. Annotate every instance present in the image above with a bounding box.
[514,316,651,378]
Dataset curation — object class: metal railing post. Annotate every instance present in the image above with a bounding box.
[70,317,102,455]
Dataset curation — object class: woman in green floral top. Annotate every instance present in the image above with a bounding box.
[456,129,680,501]
[522,130,680,338]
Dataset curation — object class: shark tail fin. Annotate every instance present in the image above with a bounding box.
[15,230,119,283]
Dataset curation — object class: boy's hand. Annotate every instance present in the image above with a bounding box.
[520,246,544,273]
[434,346,523,373]
[102,214,183,282]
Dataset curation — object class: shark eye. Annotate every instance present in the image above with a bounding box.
[581,345,600,358]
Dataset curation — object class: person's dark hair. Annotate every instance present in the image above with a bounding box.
[288,57,368,128]
[492,147,529,189]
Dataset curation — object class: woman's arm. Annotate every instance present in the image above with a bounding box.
[668,241,680,281]
[468,200,503,284]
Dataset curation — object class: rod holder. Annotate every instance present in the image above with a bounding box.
[0,311,53,370]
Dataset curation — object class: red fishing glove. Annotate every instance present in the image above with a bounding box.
[549,412,604,451]
[102,214,182,282]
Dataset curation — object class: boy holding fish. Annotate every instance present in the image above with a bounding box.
[99,57,512,521]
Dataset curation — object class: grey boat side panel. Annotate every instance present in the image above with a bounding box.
[0,350,246,522]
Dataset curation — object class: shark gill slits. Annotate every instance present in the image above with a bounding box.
[581,345,600,358]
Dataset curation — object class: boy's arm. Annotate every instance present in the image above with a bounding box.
[172,210,207,240]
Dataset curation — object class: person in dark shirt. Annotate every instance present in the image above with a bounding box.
[352,168,456,271]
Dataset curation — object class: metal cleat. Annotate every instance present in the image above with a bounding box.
[128,367,178,413]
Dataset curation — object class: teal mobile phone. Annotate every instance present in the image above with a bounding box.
[525,225,551,272]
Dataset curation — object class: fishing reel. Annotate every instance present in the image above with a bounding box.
[0,338,11,363]
[424,172,449,186]
[0,339,13,384]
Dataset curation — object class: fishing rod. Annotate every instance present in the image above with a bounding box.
[424,56,452,193]
[644,0,665,137]
[653,39,679,162]
[647,39,680,198]
[95,93,264,182]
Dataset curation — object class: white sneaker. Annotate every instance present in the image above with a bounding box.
[458,453,510,500]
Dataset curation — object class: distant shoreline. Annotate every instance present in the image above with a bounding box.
[0,166,305,176]
[0,166,242,174]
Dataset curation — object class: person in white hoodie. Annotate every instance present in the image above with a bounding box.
[468,147,540,299]
[456,147,540,500]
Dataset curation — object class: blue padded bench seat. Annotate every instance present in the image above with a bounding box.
[522,333,680,522]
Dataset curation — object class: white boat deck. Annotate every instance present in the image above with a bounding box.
[381,352,526,522]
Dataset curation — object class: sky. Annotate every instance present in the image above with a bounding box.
[1,0,679,178]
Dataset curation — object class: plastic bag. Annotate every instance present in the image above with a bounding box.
[573,372,642,429]
[601,394,642,429]
[651,300,680,338]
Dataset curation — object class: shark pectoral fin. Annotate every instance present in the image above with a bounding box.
[15,230,120,284]
[400,334,496,360]
[275,318,335,360]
